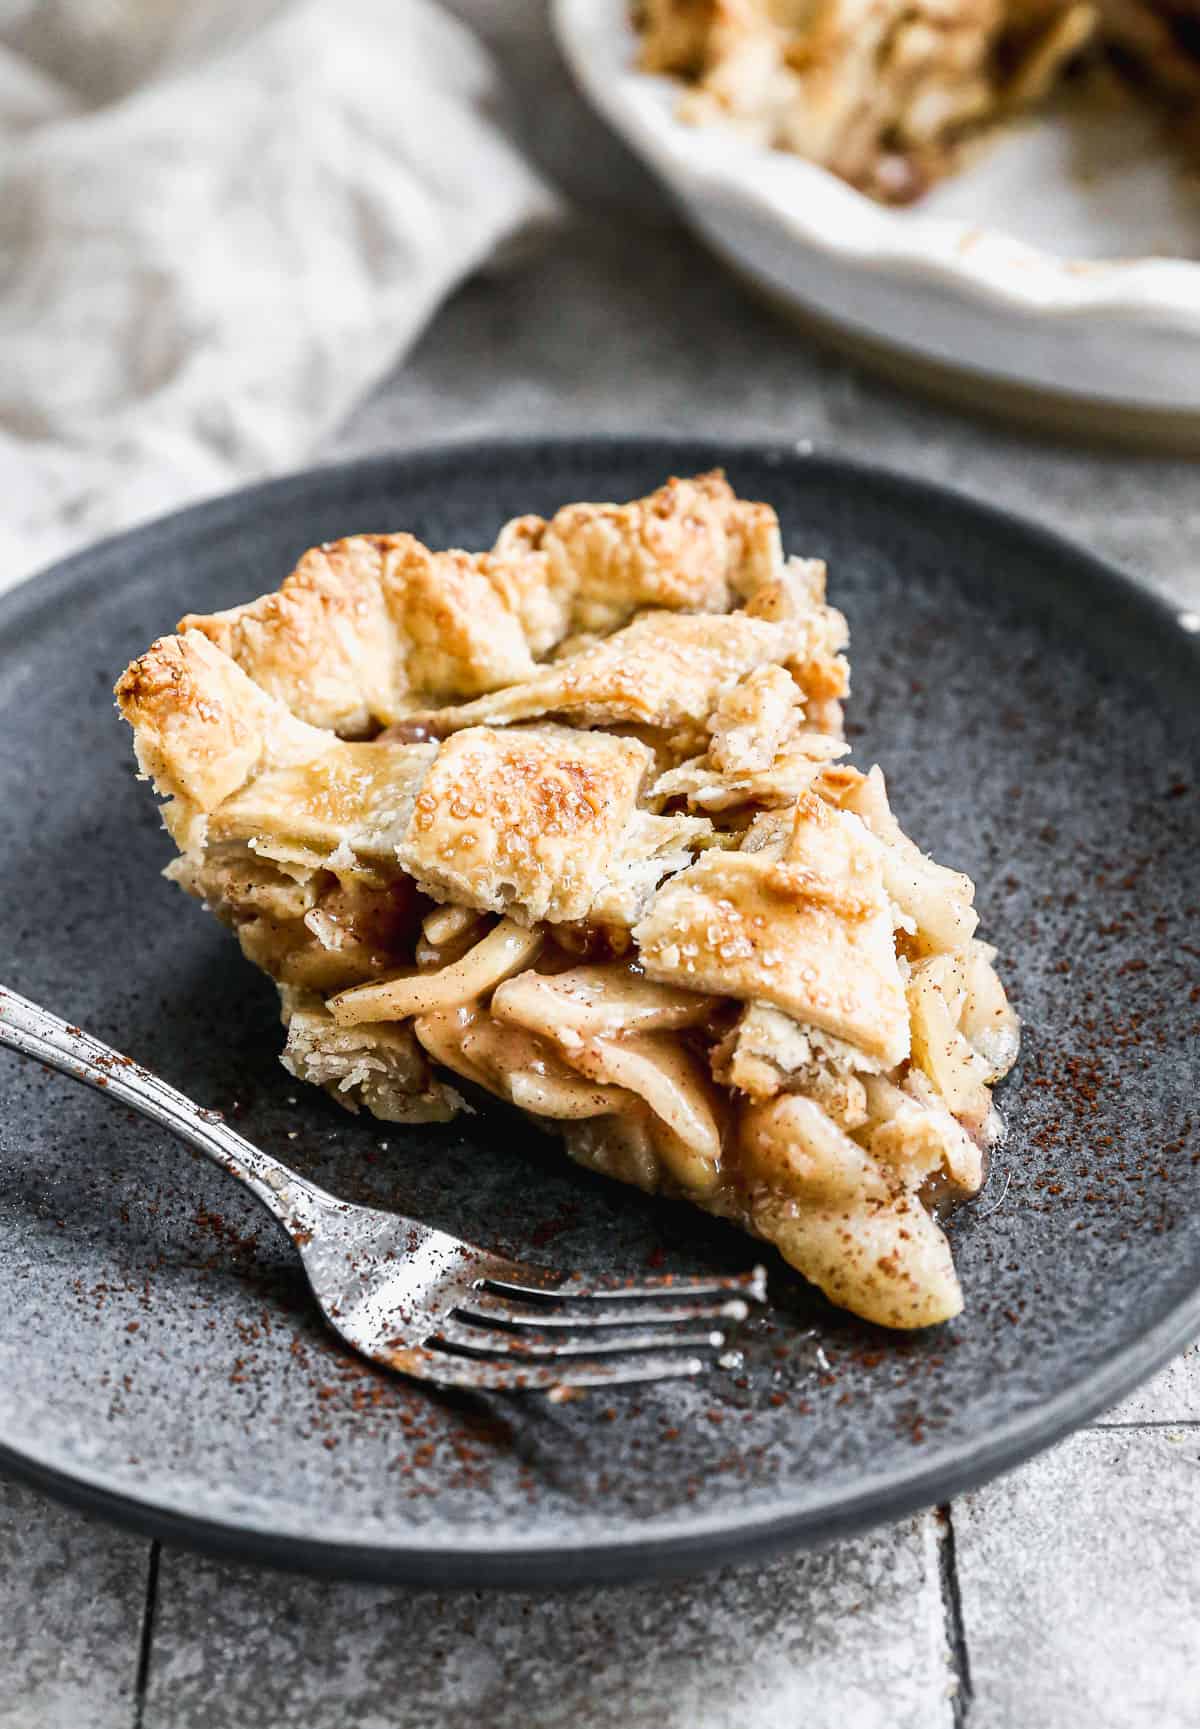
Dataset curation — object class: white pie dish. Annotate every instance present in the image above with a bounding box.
[553,0,1200,427]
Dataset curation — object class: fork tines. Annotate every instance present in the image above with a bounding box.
[388,1345,712,1393]
[413,1264,767,1393]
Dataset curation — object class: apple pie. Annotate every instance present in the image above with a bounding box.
[116,472,1018,1329]
[635,0,1198,204]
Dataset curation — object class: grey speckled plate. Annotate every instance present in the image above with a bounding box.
[1,440,1198,1586]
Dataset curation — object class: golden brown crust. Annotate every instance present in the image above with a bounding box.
[402,607,832,737]
[118,620,710,931]
[175,473,787,734]
[212,741,438,868]
[114,629,332,812]
[180,533,540,734]
[634,793,911,1066]
[537,468,783,631]
[397,725,654,925]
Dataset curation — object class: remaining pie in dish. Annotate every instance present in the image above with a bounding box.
[116,472,1019,1329]
[635,0,1200,204]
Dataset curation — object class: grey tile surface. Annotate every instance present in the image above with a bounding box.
[955,1430,1200,1729]
[3,5,1199,1723]
[0,1479,146,1729]
[143,1516,952,1729]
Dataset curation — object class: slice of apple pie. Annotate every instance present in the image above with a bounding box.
[116,472,1018,1329]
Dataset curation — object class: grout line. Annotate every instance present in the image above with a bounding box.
[936,1504,972,1729]
[1088,1418,1200,1432]
[132,1540,161,1729]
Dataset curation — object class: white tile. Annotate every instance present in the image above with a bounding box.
[146,1515,952,1729]
[955,1430,1200,1729]
[0,1478,147,1729]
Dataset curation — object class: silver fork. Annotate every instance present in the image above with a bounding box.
[0,986,765,1394]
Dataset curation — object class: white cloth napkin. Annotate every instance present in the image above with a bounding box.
[0,0,561,590]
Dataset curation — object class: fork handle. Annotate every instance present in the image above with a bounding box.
[0,984,329,1236]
